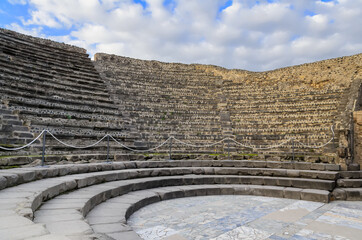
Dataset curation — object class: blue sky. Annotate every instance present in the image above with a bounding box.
[0,0,361,71]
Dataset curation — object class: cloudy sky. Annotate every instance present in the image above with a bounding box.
[0,0,361,71]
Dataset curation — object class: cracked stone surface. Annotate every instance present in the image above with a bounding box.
[128,195,362,240]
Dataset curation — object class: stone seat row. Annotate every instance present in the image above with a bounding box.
[1,82,119,112]
[15,108,121,126]
[117,92,216,104]
[232,111,336,120]
[101,64,221,77]
[0,29,89,58]
[223,86,345,95]
[35,180,331,240]
[227,93,342,103]
[0,64,110,99]
[4,96,119,117]
[225,93,343,103]
[229,99,339,109]
[229,106,338,115]
[232,121,334,129]
[0,160,356,240]
[0,44,101,85]
[84,185,310,239]
[0,59,108,93]
[0,33,99,75]
[232,125,333,134]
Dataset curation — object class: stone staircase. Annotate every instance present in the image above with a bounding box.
[0,160,360,239]
[0,28,132,157]
[0,104,39,156]
[333,168,362,200]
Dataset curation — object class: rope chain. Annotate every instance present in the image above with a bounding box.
[0,125,335,152]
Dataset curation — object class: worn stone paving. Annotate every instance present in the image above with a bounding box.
[128,196,362,240]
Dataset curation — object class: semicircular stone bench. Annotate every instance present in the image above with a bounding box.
[0,160,360,240]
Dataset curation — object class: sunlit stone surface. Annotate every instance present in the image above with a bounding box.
[128,195,362,240]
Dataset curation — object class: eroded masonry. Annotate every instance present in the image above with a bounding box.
[0,28,361,169]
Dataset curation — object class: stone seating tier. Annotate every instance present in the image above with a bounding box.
[1,29,361,165]
[0,42,101,85]
[0,60,110,99]
[0,160,360,239]
[0,31,99,73]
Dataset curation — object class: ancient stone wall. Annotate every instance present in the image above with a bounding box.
[0,28,361,167]
[353,111,362,169]
[0,28,86,54]
[94,53,361,167]
[94,53,223,151]
[0,28,127,157]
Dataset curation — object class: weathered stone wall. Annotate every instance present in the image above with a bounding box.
[0,28,126,157]
[0,28,86,54]
[0,28,361,167]
[94,53,223,151]
[95,53,361,167]
[353,111,362,168]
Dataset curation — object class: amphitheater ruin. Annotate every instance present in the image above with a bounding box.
[0,28,361,239]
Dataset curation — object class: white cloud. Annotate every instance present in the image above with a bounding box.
[4,0,362,71]
[7,0,27,5]
[6,22,44,37]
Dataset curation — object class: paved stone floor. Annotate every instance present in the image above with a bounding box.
[128,196,362,240]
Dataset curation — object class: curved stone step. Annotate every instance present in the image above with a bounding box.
[34,177,330,239]
[0,160,340,190]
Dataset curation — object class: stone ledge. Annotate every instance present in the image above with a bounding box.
[0,160,341,190]
[85,184,331,239]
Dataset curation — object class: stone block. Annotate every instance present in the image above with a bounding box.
[283,187,302,200]
[123,162,137,169]
[8,170,35,183]
[0,172,20,187]
[261,186,284,198]
[266,162,281,169]
[331,188,346,200]
[91,223,131,234]
[252,161,267,168]
[345,188,362,200]
[311,163,326,171]
[292,179,334,191]
[280,162,294,169]
[159,189,185,200]
[219,186,234,195]
[295,162,311,170]
[325,164,341,171]
[107,230,143,240]
[276,177,292,187]
[249,185,266,196]
[115,154,130,161]
[0,176,6,190]
[263,177,278,186]
[112,162,126,170]
[300,189,330,203]
[286,170,300,178]
[233,185,252,195]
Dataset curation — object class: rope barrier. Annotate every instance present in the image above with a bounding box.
[229,137,292,150]
[109,135,172,152]
[46,131,109,149]
[0,130,46,150]
[172,137,225,148]
[293,125,335,149]
[0,125,335,152]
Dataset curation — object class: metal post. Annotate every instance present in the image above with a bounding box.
[350,113,354,163]
[169,137,173,161]
[41,131,46,167]
[228,141,230,160]
[292,138,295,162]
[106,135,110,162]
